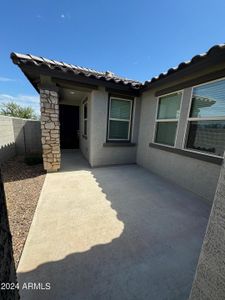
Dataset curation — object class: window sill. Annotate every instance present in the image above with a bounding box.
[149,142,223,165]
[103,142,136,147]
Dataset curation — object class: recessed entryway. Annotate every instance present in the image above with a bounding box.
[59,104,80,149]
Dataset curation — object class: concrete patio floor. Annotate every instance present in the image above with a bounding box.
[17,150,211,300]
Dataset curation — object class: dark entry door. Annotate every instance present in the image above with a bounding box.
[59,105,79,149]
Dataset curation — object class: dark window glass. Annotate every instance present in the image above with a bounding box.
[84,103,87,119]
[155,122,177,146]
[109,120,129,140]
[84,120,87,136]
[186,120,225,156]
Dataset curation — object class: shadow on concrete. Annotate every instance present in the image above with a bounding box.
[17,160,211,300]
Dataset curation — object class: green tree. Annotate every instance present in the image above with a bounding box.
[0,102,38,120]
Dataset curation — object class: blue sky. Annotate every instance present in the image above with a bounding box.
[1,0,225,114]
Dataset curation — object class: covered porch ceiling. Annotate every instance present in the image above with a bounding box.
[59,87,89,106]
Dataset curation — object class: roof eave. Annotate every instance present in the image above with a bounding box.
[142,44,225,92]
[140,49,225,93]
[12,60,141,96]
[10,52,142,93]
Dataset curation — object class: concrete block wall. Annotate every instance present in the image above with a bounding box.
[189,158,225,299]
[12,117,42,154]
[0,115,15,163]
[12,117,25,154]
[24,120,42,154]
[0,115,41,164]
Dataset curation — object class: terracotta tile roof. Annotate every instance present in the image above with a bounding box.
[144,44,225,86]
[11,43,225,91]
[10,52,142,89]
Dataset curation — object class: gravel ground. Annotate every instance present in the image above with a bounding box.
[2,156,46,267]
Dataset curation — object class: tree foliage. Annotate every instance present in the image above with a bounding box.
[0,102,38,120]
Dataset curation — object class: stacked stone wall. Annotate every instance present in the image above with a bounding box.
[40,89,60,172]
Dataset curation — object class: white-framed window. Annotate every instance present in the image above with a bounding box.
[107,97,133,141]
[185,78,225,157]
[154,91,182,147]
[83,100,88,137]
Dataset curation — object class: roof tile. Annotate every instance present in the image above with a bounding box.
[145,43,225,86]
[11,43,225,90]
[11,52,141,89]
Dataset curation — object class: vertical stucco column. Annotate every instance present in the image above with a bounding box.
[189,157,225,299]
[40,89,61,172]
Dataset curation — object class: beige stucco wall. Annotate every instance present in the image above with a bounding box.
[136,88,221,203]
[189,156,225,299]
[89,87,141,167]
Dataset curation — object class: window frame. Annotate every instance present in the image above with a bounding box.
[183,77,225,158]
[107,96,133,142]
[153,90,183,148]
[83,99,88,137]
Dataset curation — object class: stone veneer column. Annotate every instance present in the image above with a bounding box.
[189,157,225,299]
[40,89,61,172]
